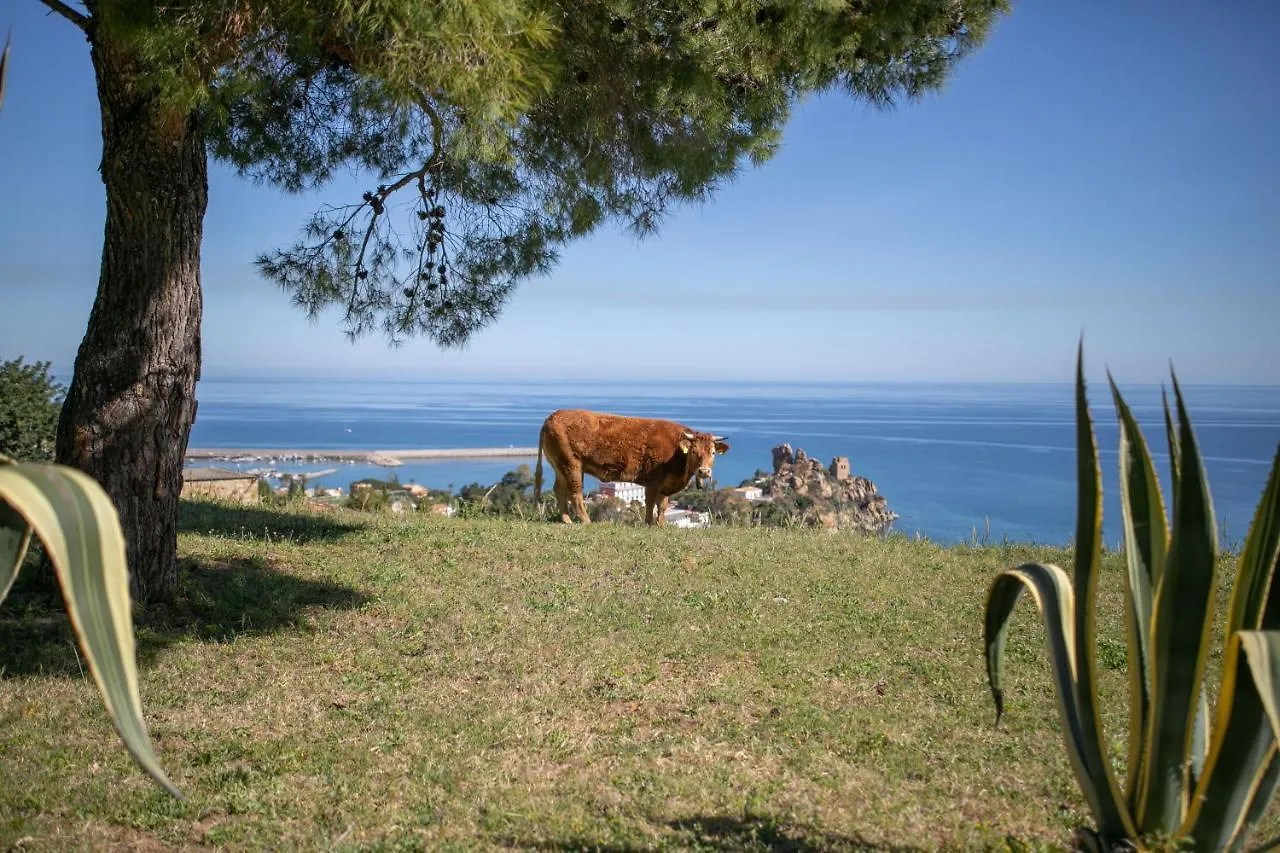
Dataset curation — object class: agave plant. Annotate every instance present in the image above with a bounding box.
[984,346,1280,851]
[1,454,180,797]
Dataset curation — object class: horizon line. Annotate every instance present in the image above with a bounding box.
[184,373,1280,389]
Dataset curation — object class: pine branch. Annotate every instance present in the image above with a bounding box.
[411,88,445,165]
[36,0,91,32]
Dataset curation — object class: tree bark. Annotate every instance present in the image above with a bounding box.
[56,34,206,604]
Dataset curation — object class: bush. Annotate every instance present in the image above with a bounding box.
[348,486,389,512]
[589,495,641,524]
[0,357,65,461]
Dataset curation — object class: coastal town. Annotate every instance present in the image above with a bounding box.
[181,442,897,533]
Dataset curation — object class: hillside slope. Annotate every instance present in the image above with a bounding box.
[0,502,1265,850]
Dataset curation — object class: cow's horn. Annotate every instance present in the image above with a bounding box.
[711,434,726,441]
[682,431,695,440]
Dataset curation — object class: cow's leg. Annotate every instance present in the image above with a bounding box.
[553,477,573,524]
[572,485,592,524]
[561,464,590,523]
[656,495,670,526]
[644,487,665,526]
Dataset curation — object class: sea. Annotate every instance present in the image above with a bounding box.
[186,377,1280,548]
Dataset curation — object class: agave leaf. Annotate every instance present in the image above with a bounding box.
[1241,632,1280,738]
[0,463,181,797]
[1183,631,1280,851]
[985,566,1088,799]
[1163,386,1181,513]
[1190,692,1209,793]
[0,454,32,604]
[1230,444,1280,633]
[1139,374,1219,833]
[1237,746,1280,853]
[1068,345,1134,838]
[985,561,1133,837]
[1108,372,1169,802]
[0,497,32,603]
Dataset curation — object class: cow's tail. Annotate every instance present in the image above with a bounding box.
[533,425,545,503]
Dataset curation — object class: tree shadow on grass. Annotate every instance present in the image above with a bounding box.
[501,813,930,852]
[0,555,368,679]
[177,498,364,543]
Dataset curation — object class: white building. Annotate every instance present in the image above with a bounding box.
[599,481,645,504]
[731,486,764,502]
[664,508,711,529]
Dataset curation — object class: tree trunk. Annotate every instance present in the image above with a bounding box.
[55,36,207,604]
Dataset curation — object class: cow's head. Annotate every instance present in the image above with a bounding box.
[680,431,731,486]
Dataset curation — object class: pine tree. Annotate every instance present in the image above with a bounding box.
[37,0,1008,602]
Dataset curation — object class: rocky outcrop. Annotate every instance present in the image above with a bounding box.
[761,443,898,534]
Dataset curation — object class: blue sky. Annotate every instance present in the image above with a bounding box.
[1,1,1277,383]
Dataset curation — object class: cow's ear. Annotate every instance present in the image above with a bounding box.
[714,441,730,455]
[679,439,692,454]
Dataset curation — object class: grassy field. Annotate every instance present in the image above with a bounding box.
[0,501,1270,851]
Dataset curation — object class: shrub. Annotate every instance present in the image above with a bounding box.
[348,486,389,512]
[285,476,308,503]
[589,495,640,524]
[0,357,65,461]
[984,346,1280,851]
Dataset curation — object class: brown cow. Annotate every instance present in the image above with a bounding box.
[533,409,729,526]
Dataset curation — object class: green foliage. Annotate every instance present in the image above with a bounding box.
[0,357,65,462]
[458,482,492,504]
[754,494,802,528]
[195,0,1010,346]
[285,477,308,503]
[489,464,535,514]
[452,466,540,518]
[350,475,400,493]
[0,454,178,797]
[983,346,1280,851]
[589,494,642,524]
[348,485,390,513]
[668,487,754,526]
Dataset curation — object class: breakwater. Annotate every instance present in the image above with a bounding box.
[186,447,539,464]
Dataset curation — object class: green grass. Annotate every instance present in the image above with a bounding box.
[0,500,1272,851]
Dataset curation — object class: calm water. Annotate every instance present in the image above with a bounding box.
[186,377,1280,546]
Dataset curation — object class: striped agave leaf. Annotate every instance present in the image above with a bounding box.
[1107,371,1166,807]
[984,345,1134,843]
[984,561,1132,839]
[984,348,1280,849]
[0,456,181,798]
[1182,442,1280,850]
[1137,372,1220,833]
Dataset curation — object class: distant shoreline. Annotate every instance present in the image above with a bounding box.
[186,447,539,462]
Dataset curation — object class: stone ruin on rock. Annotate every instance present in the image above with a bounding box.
[763,443,898,534]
